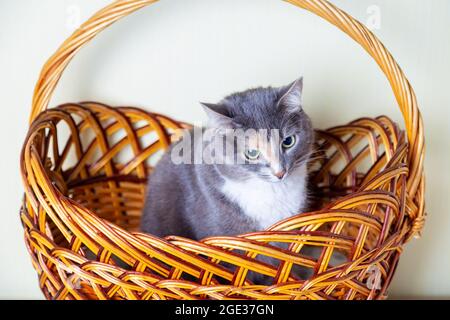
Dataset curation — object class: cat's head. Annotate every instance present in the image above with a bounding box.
[201,77,314,183]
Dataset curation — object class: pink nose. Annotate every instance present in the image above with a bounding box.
[274,170,286,180]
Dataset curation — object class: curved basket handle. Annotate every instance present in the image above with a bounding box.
[30,0,425,234]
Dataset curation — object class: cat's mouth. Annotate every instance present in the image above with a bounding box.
[265,172,288,183]
[271,176,287,183]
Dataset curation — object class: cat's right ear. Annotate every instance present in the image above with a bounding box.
[201,103,233,129]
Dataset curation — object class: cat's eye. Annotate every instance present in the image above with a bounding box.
[282,136,296,149]
[244,149,261,161]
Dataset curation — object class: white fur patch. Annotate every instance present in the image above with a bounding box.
[221,165,308,229]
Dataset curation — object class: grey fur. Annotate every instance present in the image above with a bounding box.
[141,78,321,283]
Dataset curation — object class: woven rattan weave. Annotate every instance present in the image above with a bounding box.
[20,0,425,300]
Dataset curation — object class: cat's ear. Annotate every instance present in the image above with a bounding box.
[201,102,233,129]
[278,77,303,112]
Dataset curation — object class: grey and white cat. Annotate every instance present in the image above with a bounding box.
[141,77,313,238]
[141,77,325,282]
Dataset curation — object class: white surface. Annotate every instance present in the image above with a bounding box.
[0,0,449,299]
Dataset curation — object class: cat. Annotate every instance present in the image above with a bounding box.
[141,77,320,283]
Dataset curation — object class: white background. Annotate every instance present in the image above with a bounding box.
[0,0,449,299]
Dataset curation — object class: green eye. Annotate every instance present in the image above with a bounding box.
[244,149,261,161]
[282,136,296,149]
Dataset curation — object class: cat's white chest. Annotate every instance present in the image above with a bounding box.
[221,166,308,229]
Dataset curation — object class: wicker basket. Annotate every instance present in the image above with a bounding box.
[20,0,425,300]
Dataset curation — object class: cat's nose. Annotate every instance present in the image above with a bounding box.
[274,170,286,180]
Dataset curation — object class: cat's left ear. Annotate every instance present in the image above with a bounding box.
[278,77,303,112]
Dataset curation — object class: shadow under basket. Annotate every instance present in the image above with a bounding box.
[20,0,425,300]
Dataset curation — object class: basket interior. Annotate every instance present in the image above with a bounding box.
[22,101,409,299]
